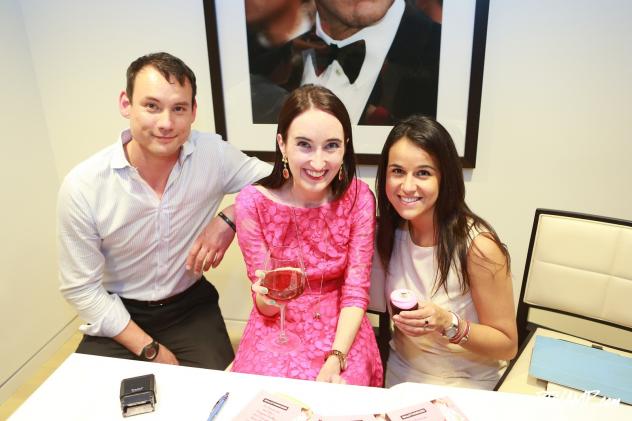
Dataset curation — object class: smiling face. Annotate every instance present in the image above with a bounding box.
[278,107,345,205]
[385,136,440,235]
[119,65,197,163]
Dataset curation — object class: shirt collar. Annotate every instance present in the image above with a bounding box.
[179,132,195,164]
[110,129,133,170]
[110,129,196,170]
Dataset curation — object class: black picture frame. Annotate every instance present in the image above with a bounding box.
[204,0,489,168]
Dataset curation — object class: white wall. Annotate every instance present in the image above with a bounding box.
[19,0,216,180]
[3,0,632,402]
[469,0,632,291]
[0,0,76,402]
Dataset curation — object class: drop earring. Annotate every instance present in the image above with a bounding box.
[282,155,290,179]
[338,165,344,181]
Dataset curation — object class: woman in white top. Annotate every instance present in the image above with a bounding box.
[374,115,518,389]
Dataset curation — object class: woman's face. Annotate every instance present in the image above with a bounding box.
[279,108,345,205]
[385,137,440,226]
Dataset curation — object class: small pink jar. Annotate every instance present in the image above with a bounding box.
[390,289,419,315]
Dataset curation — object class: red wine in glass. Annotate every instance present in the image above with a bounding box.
[262,267,305,301]
[262,247,305,352]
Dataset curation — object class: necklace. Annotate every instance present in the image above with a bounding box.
[289,206,327,321]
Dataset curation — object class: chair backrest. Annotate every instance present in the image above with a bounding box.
[516,209,632,351]
[368,252,391,381]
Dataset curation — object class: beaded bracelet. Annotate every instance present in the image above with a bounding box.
[459,320,471,345]
[217,211,236,232]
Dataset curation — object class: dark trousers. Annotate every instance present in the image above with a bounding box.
[75,278,234,370]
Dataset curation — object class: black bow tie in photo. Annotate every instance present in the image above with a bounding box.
[293,34,366,84]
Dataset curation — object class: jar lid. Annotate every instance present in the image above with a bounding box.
[390,289,418,309]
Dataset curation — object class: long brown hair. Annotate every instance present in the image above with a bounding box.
[258,84,356,200]
[375,115,510,294]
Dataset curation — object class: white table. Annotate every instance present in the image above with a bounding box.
[9,353,632,420]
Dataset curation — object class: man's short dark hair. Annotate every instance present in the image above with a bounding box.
[126,52,197,104]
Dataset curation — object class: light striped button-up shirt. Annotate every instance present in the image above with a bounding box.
[57,129,271,337]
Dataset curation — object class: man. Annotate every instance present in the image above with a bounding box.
[249,0,441,125]
[58,52,270,369]
[246,0,314,49]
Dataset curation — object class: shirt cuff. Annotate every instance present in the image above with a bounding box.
[78,294,131,337]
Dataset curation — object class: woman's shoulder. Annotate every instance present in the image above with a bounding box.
[466,221,508,269]
[236,184,277,209]
[342,178,374,201]
[352,177,371,193]
[236,184,258,201]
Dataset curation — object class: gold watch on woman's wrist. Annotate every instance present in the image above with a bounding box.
[324,349,347,371]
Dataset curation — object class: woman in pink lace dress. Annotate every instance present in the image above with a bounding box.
[231,85,383,386]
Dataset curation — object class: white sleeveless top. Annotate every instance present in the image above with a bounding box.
[383,226,506,390]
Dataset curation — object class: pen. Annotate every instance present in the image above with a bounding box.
[207,392,229,421]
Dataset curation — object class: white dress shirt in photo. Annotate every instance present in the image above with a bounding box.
[301,0,405,123]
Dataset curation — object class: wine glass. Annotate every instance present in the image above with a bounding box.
[261,245,306,352]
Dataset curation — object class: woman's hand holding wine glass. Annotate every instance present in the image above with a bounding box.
[255,246,306,352]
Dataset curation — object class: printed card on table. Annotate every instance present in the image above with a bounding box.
[236,391,468,421]
[384,397,468,421]
[236,390,313,420]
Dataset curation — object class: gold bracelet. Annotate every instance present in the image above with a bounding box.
[324,349,347,371]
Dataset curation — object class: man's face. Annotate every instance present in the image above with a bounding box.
[119,66,196,160]
[316,0,393,29]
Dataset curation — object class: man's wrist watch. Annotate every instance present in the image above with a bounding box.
[139,340,160,361]
[442,312,460,340]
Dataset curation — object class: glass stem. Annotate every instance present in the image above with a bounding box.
[278,303,288,344]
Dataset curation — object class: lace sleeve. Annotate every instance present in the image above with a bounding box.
[235,186,268,283]
[340,181,376,310]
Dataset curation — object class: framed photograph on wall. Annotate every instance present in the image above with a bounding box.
[203,0,488,167]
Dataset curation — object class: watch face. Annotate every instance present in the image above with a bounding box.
[445,326,458,339]
[142,342,159,360]
[443,313,459,339]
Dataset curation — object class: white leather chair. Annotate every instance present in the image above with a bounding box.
[496,209,632,393]
[368,252,391,385]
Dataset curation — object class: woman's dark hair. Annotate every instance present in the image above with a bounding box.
[375,115,510,294]
[126,52,197,105]
[258,84,356,200]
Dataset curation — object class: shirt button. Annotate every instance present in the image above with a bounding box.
[336,69,342,76]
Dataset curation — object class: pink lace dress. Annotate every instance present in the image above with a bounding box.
[232,179,383,386]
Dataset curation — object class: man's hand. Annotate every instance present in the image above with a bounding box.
[154,343,179,365]
[114,321,180,365]
[186,209,236,275]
